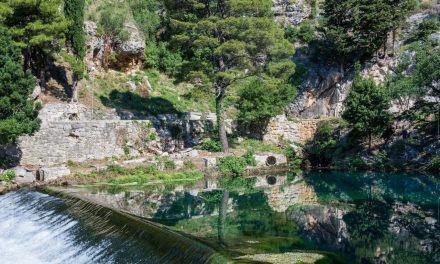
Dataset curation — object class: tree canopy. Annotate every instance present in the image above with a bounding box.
[165,0,295,152]
[0,26,40,144]
[343,69,392,151]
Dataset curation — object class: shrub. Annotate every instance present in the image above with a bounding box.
[218,156,248,177]
[0,170,15,182]
[416,18,440,40]
[200,138,223,152]
[243,149,257,166]
[163,159,176,170]
[106,164,127,174]
[183,160,196,170]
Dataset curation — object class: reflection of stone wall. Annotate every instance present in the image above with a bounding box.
[263,115,321,144]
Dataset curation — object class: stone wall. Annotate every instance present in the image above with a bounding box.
[263,115,321,144]
[18,120,157,166]
[1,103,322,166]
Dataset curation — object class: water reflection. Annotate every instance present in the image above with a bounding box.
[63,171,440,263]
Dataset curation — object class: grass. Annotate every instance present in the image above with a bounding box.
[0,170,15,182]
[67,164,204,185]
[79,69,215,115]
[232,139,284,154]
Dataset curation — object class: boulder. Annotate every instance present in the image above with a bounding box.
[38,166,71,182]
[14,167,35,184]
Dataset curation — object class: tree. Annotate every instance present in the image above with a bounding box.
[343,69,392,151]
[64,0,86,102]
[236,78,296,134]
[0,26,40,144]
[165,0,295,152]
[1,0,69,87]
[322,0,415,67]
[64,0,86,59]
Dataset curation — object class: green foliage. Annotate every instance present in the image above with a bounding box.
[183,160,196,170]
[285,21,316,44]
[387,41,440,132]
[64,0,86,59]
[111,170,204,184]
[0,26,41,144]
[305,120,342,167]
[243,149,257,167]
[218,156,248,177]
[285,147,302,169]
[200,138,223,152]
[1,0,68,50]
[128,0,161,42]
[343,73,392,149]
[163,159,176,170]
[233,139,283,154]
[99,4,129,41]
[236,78,296,131]
[144,42,183,74]
[415,18,440,40]
[218,175,256,193]
[0,170,15,182]
[165,0,296,150]
[322,0,415,64]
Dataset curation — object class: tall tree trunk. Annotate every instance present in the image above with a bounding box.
[217,189,229,244]
[216,93,229,153]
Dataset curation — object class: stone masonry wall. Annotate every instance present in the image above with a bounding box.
[2,103,321,167]
[263,115,321,144]
[18,120,156,166]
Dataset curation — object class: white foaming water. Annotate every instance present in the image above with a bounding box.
[0,191,112,264]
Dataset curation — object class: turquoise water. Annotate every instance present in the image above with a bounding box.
[1,171,439,263]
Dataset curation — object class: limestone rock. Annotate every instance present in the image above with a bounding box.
[272,0,311,26]
[38,166,71,182]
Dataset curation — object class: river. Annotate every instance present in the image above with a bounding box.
[0,171,439,263]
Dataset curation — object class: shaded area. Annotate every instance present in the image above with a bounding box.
[100,90,182,117]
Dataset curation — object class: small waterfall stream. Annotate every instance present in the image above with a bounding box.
[0,190,220,264]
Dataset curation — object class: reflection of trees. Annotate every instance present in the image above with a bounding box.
[303,171,439,206]
[217,190,229,245]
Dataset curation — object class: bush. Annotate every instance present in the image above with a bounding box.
[0,170,15,182]
[218,156,248,177]
[416,18,440,40]
[243,149,257,166]
[163,159,176,170]
[144,42,183,74]
[285,21,316,44]
[183,160,196,170]
[200,138,223,152]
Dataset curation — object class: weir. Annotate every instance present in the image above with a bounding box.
[0,189,224,264]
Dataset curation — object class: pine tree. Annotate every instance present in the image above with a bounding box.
[343,69,392,151]
[165,0,295,152]
[1,0,69,87]
[64,0,86,59]
[64,0,86,102]
[0,26,40,144]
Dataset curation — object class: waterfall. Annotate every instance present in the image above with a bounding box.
[0,190,222,264]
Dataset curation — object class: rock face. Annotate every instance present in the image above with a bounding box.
[84,20,145,72]
[272,0,311,26]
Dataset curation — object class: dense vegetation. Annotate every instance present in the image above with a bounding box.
[0,0,438,172]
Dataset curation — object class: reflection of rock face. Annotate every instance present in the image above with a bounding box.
[264,178,318,212]
[289,205,352,252]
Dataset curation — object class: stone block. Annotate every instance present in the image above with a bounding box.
[38,166,71,182]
